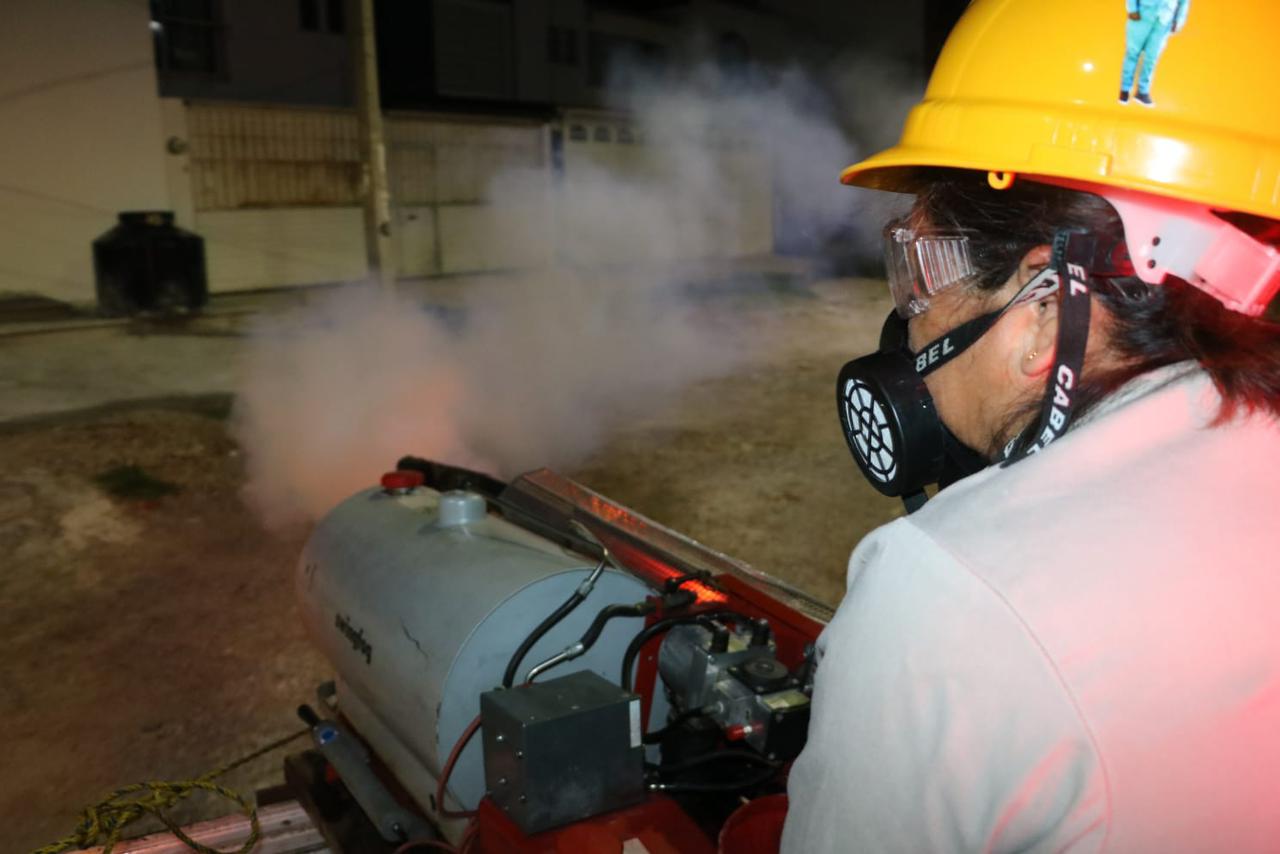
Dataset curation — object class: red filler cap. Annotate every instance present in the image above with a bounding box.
[381,470,425,491]
[725,723,756,742]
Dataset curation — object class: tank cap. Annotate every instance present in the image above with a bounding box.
[437,490,487,527]
[381,469,425,492]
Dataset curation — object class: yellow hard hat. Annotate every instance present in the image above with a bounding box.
[843,0,1280,223]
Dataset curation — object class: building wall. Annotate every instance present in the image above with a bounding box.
[0,2,821,302]
[168,99,768,291]
[512,1,554,104]
[427,0,591,108]
[548,0,590,105]
[198,207,367,290]
[173,100,554,290]
[432,0,516,101]
[376,0,591,111]
[557,109,772,266]
[0,0,171,303]
[157,0,352,107]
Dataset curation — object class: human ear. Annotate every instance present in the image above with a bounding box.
[1020,298,1059,378]
[1016,244,1056,378]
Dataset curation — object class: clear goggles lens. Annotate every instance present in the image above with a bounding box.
[883,218,978,318]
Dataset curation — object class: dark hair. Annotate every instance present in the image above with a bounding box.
[913,170,1280,435]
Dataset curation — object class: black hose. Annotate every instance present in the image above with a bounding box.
[524,600,658,684]
[620,610,752,692]
[648,751,782,794]
[651,764,780,794]
[580,602,653,650]
[502,591,585,688]
[653,750,779,777]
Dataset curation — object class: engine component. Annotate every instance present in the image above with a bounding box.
[658,621,810,760]
[658,622,766,711]
[296,482,659,820]
[480,670,646,834]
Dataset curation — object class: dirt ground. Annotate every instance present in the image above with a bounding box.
[3,278,899,850]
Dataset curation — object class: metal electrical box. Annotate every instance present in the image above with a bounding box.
[480,670,645,834]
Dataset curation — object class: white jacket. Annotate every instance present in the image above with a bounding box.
[782,364,1280,852]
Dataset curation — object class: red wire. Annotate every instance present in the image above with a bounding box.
[458,819,481,853]
[437,713,483,819]
[395,716,484,853]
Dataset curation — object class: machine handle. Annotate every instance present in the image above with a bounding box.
[302,711,433,843]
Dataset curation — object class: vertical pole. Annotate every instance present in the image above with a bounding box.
[352,0,395,293]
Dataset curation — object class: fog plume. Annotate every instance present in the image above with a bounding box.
[234,54,921,526]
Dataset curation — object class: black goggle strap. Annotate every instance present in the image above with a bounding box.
[913,265,1061,379]
[1000,229,1095,465]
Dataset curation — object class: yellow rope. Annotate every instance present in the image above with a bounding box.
[32,727,310,854]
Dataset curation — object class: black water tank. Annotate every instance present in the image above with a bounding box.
[92,211,207,317]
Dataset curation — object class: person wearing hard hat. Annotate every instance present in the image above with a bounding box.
[783,0,1280,851]
[1121,0,1191,106]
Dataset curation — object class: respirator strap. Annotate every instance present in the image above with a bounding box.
[837,266,1065,510]
[1001,230,1095,464]
[913,266,1062,379]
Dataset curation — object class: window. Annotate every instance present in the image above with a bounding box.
[548,26,579,66]
[150,0,223,76]
[300,0,344,34]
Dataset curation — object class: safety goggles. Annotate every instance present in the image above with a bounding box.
[882,217,979,318]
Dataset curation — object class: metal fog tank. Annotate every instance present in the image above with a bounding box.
[296,484,654,812]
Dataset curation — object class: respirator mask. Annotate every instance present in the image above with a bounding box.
[837,220,1124,512]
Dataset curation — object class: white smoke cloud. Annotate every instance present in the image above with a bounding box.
[233,52,922,527]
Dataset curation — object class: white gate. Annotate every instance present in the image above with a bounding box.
[181,102,549,289]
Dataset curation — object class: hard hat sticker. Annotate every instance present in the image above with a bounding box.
[1119,0,1191,107]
